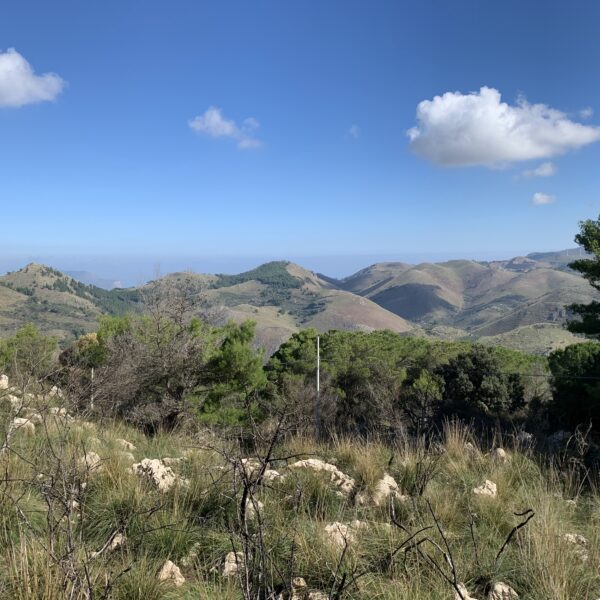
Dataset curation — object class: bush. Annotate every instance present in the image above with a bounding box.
[548,342,600,429]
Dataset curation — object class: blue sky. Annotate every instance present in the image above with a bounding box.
[1,0,600,282]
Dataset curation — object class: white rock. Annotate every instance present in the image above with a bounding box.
[0,374,8,390]
[115,438,136,451]
[488,582,518,599]
[465,442,480,456]
[290,459,355,495]
[132,458,182,492]
[473,480,497,498]
[162,457,183,467]
[455,583,478,600]
[81,451,103,472]
[237,459,284,483]
[27,413,43,424]
[245,498,264,520]
[563,533,589,561]
[372,473,408,506]
[324,520,367,548]
[12,417,35,435]
[222,551,244,577]
[48,386,63,398]
[492,448,510,464]
[263,468,284,482]
[109,532,125,551]
[158,560,185,587]
[6,394,23,411]
[90,532,126,559]
[49,407,68,416]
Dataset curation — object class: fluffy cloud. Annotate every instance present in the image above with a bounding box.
[407,87,600,167]
[347,124,360,139]
[188,107,261,149]
[522,161,556,178]
[0,48,65,107]
[532,192,555,205]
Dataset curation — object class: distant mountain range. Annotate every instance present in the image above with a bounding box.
[0,249,595,355]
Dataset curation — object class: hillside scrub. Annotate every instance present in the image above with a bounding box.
[1,293,600,597]
[0,377,598,599]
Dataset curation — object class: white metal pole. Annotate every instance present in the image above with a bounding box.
[315,335,321,438]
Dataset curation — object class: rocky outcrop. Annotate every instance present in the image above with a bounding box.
[132,458,187,492]
[240,458,284,482]
[290,459,354,495]
[12,417,35,436]
[455,583,478,600]
[158,560,185,587]
[473,480,497,498]
[488,581,518,599]
[81,451,103,472]
[91,533,126,559]
[372,473,407,505]
[324,520,367,547]
[492,448,510,464]
[115,438,136,451]
[563,533,589,561]
[222,551,244,577]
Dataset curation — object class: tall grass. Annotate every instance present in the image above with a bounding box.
[0,415,598,599]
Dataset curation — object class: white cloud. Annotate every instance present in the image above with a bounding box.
[188,106,262,149]
[348,124,360,139]
[522,161,556,178]
[580,107,594,119]
[0,48,65,107]
[407,87,600,167]
[531,192,555,205]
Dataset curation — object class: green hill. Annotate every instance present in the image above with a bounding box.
[0,251,595,354]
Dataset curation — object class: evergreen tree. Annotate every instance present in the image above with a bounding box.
[567,214,600,338]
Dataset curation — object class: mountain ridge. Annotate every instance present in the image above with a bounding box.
[0,251,595,354]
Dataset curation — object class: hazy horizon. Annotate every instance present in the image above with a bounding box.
[1,2,599,267]
[0,246,581,288]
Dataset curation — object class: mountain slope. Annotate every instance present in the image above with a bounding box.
[0,253,594,354]
[0,264,141,340]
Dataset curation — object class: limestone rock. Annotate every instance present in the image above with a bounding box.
[27,413,43,424]
[492,448,510,464]
[372,473,408,506]
[132,458,181,492]
[162,457,183,467]
[48,386,63,398]
[222,551,244,577]
[6,394,23,411]
[455,583,478,600]
[324,520,367,548]
[237,458,284,483]
[473,480,497,498]
[115,438,136,451]
[12,417,35,435]
[245,498,264,520]
[290,459,355,495]
[91,533,125,559]
[563,533,589,561]
[158,560,185,587]
[0,374,8,390]
[488,582,518,599]
[81,451,103,472]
